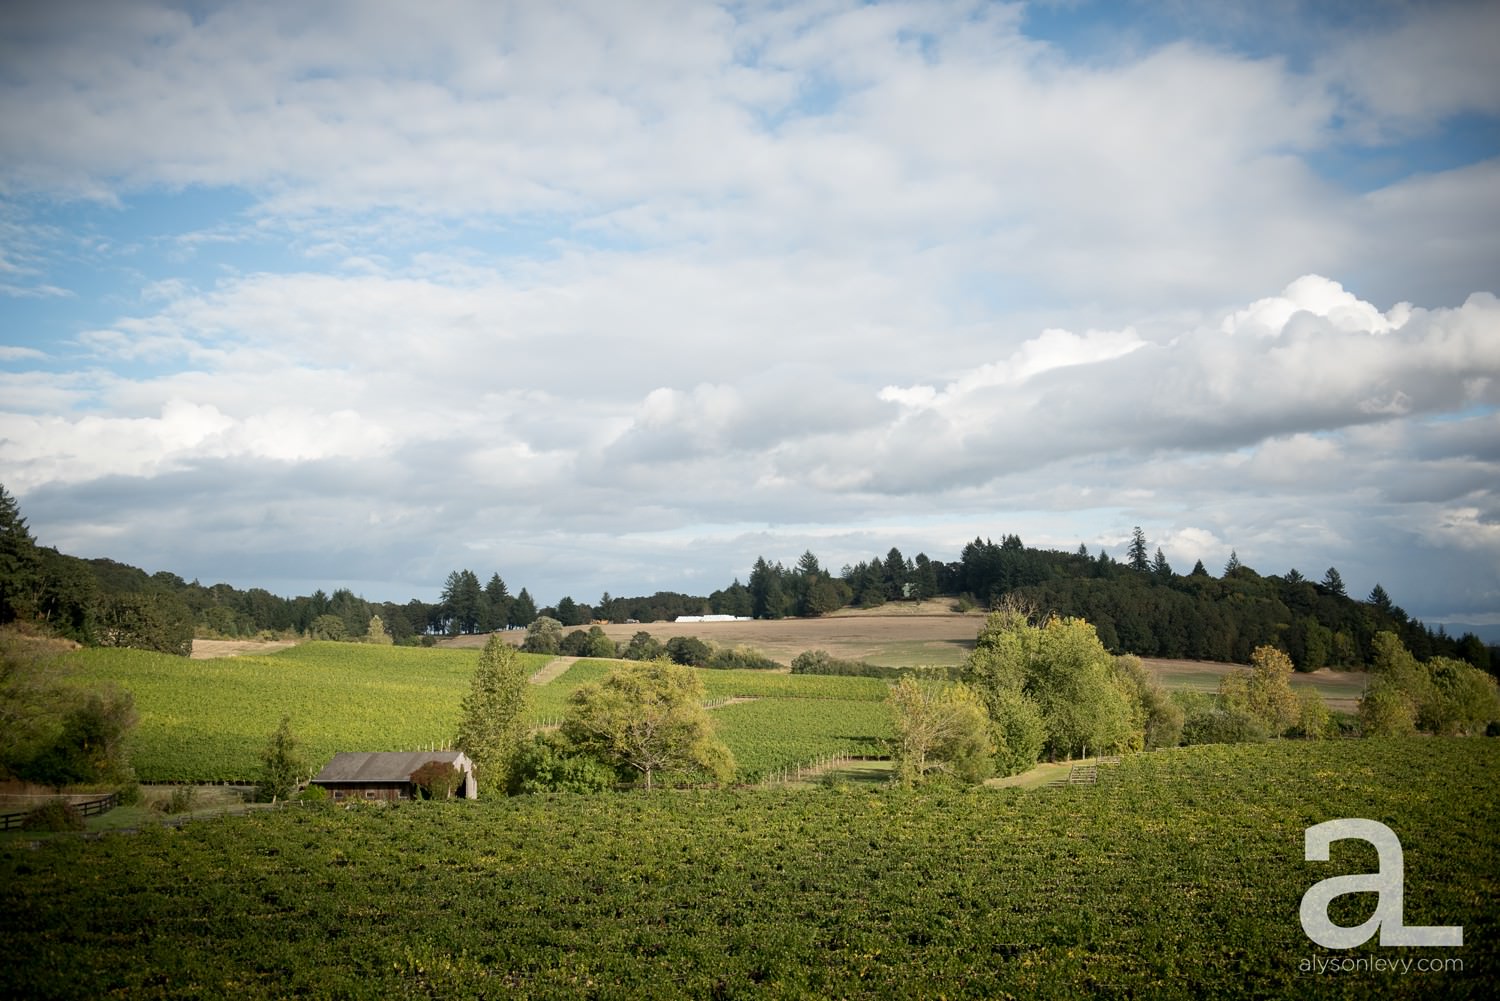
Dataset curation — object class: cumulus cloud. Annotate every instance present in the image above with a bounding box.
[0,2,1496,629]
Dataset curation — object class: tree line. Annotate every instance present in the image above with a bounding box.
[3,482,1492,674]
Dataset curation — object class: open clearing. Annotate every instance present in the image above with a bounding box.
[191,638,299,659]
[444,602,990,667]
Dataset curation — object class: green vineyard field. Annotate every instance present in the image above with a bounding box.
[3,739,1495,999]
[63,645,895,783]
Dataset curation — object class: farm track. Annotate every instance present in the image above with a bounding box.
[529,656,580,685]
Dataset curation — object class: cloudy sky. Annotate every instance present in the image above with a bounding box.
[2,0,1498,634]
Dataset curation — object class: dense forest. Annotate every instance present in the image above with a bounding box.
[1,484,1491,674]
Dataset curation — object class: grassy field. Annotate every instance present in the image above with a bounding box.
[63,646,897,784]
[3,738,1493,999]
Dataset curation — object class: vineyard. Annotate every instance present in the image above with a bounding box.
[3,739,1495,999]
[61,645,896,783]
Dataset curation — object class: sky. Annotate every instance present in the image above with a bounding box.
[1,0,1498,637]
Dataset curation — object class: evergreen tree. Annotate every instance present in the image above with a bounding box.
[1190,559,1209,577]
[1127,527,1150,572]
[1151,548,1172,577]
[1223,550,1242,576]
[1284,568,1305,584]
[509,588,537,628]
[0,484,41,624]
[1322,567,1346,597]
[1368,583,1393,613]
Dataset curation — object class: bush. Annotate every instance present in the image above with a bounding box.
[21,799,85,832]
[507,733,619,794]
[791,649,949,680]
[665,636,713,667]
[705,645,782,671]
[166,785,196,814]
[1181,706,1268,746]
[296,783,329,802]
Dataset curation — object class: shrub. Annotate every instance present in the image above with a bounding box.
[21,800,85,832]
[705,645,782,671]
[166,785,196,814]
[295,783,329,802]
[507,733,619,794]
[665,636,712,667]
[410,760,462,800]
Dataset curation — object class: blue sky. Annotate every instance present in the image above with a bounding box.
[2,0,1498,637]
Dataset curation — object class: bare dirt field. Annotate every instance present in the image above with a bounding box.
[190,638,300,659]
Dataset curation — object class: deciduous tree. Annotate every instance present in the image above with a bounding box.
[562,660,733,790]
[887,678,992,785]
[455,635,531,794]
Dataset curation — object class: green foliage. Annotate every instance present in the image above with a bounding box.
[790,648,949,680]
[1109,654,1183,750]
[712,698,892,782]
[307,614,347,641]
[1358,633,1499,737]
[1177,691,1269,745]
[455,635,531,794]
[1216,645,1299,737]
[256,715,305,803]
[19,688,138,787]
[964,613,1136,758]
[19,798,85,832]
[61,642,550,782]
[886,678,992,785]
[95,592,193,656]
[295,783,329,802]
[520,616,563,654]
[507,732,619,794]
[165,785,197,814]
[703,644,780,671]
[983,686,1046,776]
[409,760,462,800]
[664,635,711,666]
[562,660,734,790]
[3,740,1495,999]
[365,615,393,645]
[621,630,664,661]
[1294,687,1331,739]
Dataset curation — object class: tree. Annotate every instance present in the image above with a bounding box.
[455,635,531,794]
[1127,527,1149,572]
[562,660,734,790]
[365,614,393,645]
[886,678,993,785]
[665,635,711,666]
[985,687,1047,776]
[256,715,305,802]
[0,484,41,625]
[509,588,538,629]
[520,616,563,654]
[483,574,512,631]
[1151,548,1172,577]
[622,630,664,661]
[1367,583,1393,614]
[963,611,1136,759]
[1223,550,1242,576]
[1296,688,1331,739]
[1321,567,1346,597]
[1218,645,1299,737]
[95,592,194,655]
[308,614,347,641]
[410,759,462,799]
[1190,559,1209,577]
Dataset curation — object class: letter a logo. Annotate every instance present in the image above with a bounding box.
[1301,819,1462,948]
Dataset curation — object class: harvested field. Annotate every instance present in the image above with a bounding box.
[190,638,299,659]
[440,606,987,668]
[1140,657,1369,712]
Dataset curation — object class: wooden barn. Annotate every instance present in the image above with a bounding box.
[309,750,478,802]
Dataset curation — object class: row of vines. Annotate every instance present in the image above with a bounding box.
[3,739,1495,999]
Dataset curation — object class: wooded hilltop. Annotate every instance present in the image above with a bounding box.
[2,484,1491,675]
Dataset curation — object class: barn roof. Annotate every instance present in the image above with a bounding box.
[311,750,472,784]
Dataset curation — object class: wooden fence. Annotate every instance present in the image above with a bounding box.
[0,792,120,832]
